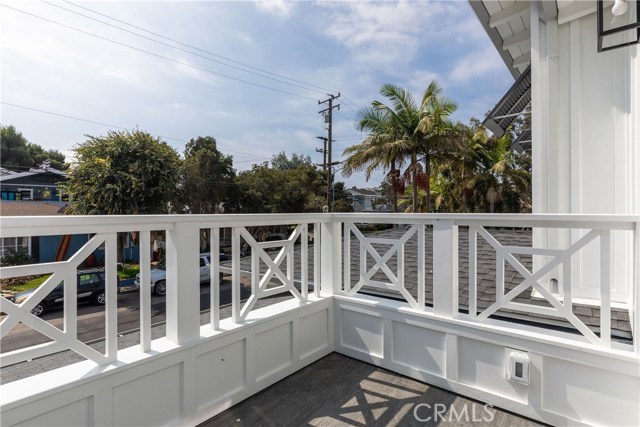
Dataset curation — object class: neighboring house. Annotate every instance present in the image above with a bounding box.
[0,167,117,264]
[347,187,390,213]
[0,166,67,201]
[0,200,97,264]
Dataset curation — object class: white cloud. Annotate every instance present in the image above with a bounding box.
[169,58,219,86]
[316,0,459,68]
[448,48,504,84]
[255,0,296,18]
[237,32,253,44]
[408,70,440,95]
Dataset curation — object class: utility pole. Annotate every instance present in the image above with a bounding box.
[318,93,340,211]
[315,136,328,173]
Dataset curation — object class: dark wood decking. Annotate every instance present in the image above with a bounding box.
[200,353,544,427]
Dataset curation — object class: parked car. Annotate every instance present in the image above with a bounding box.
[10,268,107,317]
[134,253,226,296]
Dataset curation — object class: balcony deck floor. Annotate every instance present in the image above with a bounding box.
[200,353,544,427]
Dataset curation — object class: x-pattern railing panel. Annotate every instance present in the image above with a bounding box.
[344,223,425,310]
[232,224,309,322]
[469,225,610,346]
[0,233,117,367]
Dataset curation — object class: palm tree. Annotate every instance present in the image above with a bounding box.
[341,106,408,212]
[416,81,458,212]
[342,87,419,212]
[462,130,531,213]
[343,81,458,213]
[371,84,423,212]
[445,120,488,212]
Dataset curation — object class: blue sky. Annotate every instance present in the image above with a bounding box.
[1,0,513,188]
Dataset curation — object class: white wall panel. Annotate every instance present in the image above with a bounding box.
[1,298,333,427]
[16,398,91,427]
[391,321,445,376]
[112,365,182,427]
[340,308,383,357]
[333,295,638,426]
[254,323,292,382]
[196,340,245,409]
[458,338,528,404]
[299,309,330,359]
[543,356,640,426]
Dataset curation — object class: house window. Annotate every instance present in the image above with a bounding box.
[18,188,33,201]
[0,237,30,256]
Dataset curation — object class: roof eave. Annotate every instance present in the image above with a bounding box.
[468,0,521,79]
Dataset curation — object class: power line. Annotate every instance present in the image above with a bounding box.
[0,101,272,161]
[40,0,329,97]
[35,2,366,116]
[61,0,338,95]
[336,111,356,123]
[1,4,317,102]
[342,95,362,112]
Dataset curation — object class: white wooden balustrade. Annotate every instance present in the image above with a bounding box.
[1,213,638,369]
[0,213,638,427]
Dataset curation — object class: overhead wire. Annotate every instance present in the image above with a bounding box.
[0,4,317,102]
[61,0,337,94]
[1,4,369,169]
[0,102,272,161]
[40,0,330,97]
[44,1,366,111]
[342,95,363,112]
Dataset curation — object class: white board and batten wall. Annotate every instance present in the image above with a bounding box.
[530,3,639,304]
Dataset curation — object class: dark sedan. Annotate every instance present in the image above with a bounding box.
[10,268,107,316]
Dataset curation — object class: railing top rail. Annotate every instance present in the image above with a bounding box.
[1,213,637,237]
[0,213,331,237]
[332,213,639,229]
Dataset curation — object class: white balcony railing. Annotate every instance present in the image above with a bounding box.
[1,213,639,366]
[335,214,639,350]
[1,213,639,426]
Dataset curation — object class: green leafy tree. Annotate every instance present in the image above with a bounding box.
[236,156,337,213]
[1,124,66,170]
[331,181,354,213]
[64,130,181,214]
[461,128,531,213]
[177,136,237,214]
[237,163,302,213]
[271,151,313,170]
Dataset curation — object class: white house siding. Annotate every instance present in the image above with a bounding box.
[530,4,639,304]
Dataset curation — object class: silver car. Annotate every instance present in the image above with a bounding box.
[134,254,224,296]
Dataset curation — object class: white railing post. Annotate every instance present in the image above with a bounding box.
[634,220,640,355]
[210,227,220,330]
[320,219,342,296]
[600,230,612,347]
[139,230,152,351]
[232,226,242,323]
[105,233,118,361]
[301,224,308,301]
[433,219,458,318]
[165,222,200,345]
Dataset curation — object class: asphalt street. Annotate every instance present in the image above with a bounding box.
[0,278,254,353]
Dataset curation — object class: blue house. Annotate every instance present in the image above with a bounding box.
[0,167,140,264]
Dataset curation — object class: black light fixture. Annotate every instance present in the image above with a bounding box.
[597,0,640,52]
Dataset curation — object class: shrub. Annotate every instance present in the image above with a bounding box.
[0,249,33,266]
